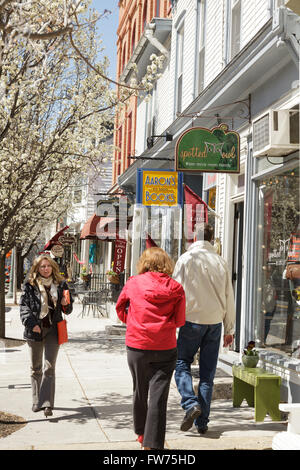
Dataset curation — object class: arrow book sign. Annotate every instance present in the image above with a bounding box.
[175,124,240,173]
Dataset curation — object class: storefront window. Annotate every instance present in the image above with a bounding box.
[255,166,300,356]
[140,205,181,262]
[206,186,216,233]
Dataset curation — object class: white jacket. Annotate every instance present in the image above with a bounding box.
[173,240,235,335]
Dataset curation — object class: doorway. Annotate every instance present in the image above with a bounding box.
[232,201,244,352]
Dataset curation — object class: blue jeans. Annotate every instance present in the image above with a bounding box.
[175,322,222,429]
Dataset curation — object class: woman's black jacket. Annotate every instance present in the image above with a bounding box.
[20,280,73,341]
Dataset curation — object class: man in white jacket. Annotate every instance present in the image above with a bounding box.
[173,224,235,434]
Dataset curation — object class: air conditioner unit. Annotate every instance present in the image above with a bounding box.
[252,109,299,157]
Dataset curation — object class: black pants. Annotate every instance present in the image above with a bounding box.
[127,346,177,449]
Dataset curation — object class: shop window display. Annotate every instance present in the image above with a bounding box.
[140,205,181,261]
[256,166,300,356]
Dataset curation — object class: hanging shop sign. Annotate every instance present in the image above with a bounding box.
[137,169,183,207]
[175,124,240,173]
[58,235,76,245]
[51,244,64,258]
[113,238,127,274]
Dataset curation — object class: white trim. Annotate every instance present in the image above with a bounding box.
[230,192,244,203]
[251,153,299,181]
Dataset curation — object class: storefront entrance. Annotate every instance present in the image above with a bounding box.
[232,201,244,352]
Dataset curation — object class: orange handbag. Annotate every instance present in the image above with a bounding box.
[57,319,68,345]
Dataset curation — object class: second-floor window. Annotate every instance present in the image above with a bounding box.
[155,0,160,16]
[117,126,122,177]
[131,22,136,56]
[197,0,206,95]
[230,0,241,59]
[146,88,156,147]
[176,23,184,114]
[73,189,82,204]
[127,112,132,168]
[122,44,127,72]
[143,1,148,31]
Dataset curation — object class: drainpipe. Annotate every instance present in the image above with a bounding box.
[144,24,170,59]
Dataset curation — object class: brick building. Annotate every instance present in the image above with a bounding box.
[112,0,172,188]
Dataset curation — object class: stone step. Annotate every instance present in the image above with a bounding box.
[105,324,127,336]
[192,367,233,400]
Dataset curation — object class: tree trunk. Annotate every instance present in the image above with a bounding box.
[17,249,25,289]
[0,254,6,338]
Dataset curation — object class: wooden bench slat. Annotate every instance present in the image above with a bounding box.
[232,365,281,422]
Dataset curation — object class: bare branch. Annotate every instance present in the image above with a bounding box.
[68,32,144,92]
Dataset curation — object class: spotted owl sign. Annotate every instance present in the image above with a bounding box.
[175,124,240,174]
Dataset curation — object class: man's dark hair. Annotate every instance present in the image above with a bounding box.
[195,223,214,242]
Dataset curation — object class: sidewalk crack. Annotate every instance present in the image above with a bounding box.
[62,346,110,442]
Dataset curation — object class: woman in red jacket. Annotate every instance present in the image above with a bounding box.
[116,247,186,450]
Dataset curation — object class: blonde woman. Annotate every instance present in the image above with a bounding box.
[20,255,73,417]
[116,247,186,450]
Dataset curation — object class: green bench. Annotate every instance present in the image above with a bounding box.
[232,365,281,422]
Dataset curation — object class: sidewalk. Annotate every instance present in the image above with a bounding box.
[0,299,286,451]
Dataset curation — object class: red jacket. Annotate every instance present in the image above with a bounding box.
[116,271,186,350]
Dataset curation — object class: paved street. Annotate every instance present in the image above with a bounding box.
[0,299,286,451]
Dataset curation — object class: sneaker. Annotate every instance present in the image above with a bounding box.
[180,405,202,432]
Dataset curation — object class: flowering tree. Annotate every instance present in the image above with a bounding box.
[0,1,116,337]
[0,1,166,337]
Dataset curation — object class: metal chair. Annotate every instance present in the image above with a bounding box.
[96,288,112,317]
[81,289,112,318]
[81,291,100,317]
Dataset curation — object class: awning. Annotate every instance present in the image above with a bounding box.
[80,214,123,240]
[80,211,134,240]
[80,214,101,240]
[80,214,118,240]
[96,216,117,239]
[44,226,69,250]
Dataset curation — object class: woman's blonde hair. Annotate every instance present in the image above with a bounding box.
[28,255,64,286]
[137,247,174,277]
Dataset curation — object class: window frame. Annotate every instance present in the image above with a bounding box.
[175,21,185,114]
[196,0,206,95]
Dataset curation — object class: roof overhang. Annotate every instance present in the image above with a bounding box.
[119,18,172,83]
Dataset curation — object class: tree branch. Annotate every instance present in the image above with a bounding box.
[0,18,73,39]
[68,32,144,92]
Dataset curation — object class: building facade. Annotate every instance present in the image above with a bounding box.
[112,0,172,189]
[112,0,300,401]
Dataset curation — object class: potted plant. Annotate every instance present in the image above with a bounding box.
[106,262,120,285]
[242,341,259,368]
[80,265,89,281]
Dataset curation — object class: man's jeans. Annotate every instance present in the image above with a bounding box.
[175,322,222,429]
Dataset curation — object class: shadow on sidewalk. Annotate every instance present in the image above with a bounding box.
[165,393,286,439]
[21,396,133,429]
[66,332,127,355]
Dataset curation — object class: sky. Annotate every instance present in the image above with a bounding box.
[90,0,119,81]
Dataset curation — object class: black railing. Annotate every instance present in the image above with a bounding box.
[70,272,130,303]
